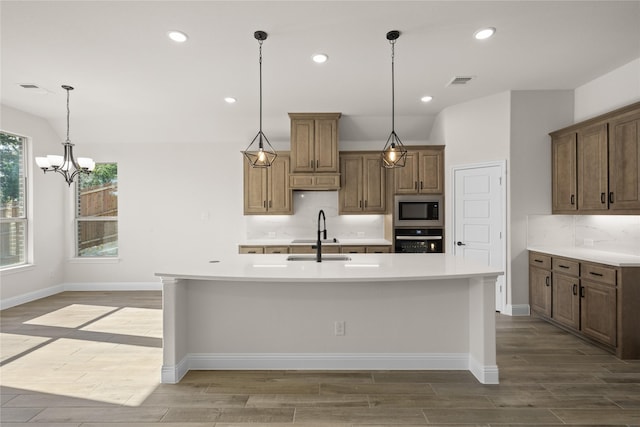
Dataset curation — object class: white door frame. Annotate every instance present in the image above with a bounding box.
[450,160,507,313]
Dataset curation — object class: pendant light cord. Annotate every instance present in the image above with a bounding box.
[66,87,71,142]
[258,38,263,135]
[390,38,395,133]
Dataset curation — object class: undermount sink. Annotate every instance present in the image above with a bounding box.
[291,238,339,244]
[286,255,351,262]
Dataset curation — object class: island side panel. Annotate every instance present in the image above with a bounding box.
[161,277,189,383]
[182,278,472,365]
[468,275,499,384]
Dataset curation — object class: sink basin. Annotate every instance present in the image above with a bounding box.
[286,255,351,262]
[291,238,339,244]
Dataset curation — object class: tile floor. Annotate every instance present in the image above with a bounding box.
[1,291,639,425]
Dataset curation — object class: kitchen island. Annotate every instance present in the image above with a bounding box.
[156,253,502,384]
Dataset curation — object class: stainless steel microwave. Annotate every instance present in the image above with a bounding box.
[394,195,443,227]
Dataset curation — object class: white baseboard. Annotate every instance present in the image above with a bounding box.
[503,304,530,316]
[1,282,161,310]
[161,352,499,385]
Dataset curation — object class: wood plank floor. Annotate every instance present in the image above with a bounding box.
[1,291,639,426]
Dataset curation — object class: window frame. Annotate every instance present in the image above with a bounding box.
[74,162,118,259]
[0,130,29,271]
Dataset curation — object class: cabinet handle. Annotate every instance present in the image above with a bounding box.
[559,265,570,269]
[601,192,606,204]
[580,286,585,298]
[589,271,604,277]
[263,201,267,208]
[249,251,257,254]
[414,181,418,190]
[365,200,368,208]
[359,200,362,208]
[273,251,281,254]
[571,194,575,205]
[609,192,614,204]
[420,181,424,189]
[316,159,319,168]
[545,276,550,287]
[269,200,272,208]
[534,259,543,263]
[573,284,578,295]
[310,160,313,168]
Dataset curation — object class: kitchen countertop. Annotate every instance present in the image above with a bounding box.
[527,246,640,267]
[240,238,392,246]
[155,253,503,283]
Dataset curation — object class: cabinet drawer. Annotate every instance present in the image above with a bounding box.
[239,246,265,254]
[529,252,551,270]
[264,246,289,254]
[341,246,366,254]
[552,258,580,276]
[366,245,392,253]
[582,263,617,286]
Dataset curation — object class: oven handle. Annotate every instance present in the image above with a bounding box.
[395,236,443,241]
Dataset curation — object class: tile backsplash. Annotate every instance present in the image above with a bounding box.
[528,214,640,256]
[245,191,385,241]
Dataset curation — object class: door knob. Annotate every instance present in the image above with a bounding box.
[456,241,466,246]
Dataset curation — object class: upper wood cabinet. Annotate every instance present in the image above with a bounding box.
[550,102,640,215]
[289,113,341,190]
[608,109,640,212]
[339,152,386,214]
[243,154,292,215]
[394,147,444,194]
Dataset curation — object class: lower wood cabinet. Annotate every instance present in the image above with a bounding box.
[240,244,392,254]
[529,251,640,359]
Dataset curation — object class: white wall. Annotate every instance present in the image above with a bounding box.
[574,57,640,121]
[0,106,67,305]
[509,91,574,305]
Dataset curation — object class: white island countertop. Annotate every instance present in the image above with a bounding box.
[155,253,503,283]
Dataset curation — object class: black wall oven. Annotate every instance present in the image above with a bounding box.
[394,195,443,227]
[394,228,444,253]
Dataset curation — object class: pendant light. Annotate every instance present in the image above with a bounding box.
[35,85,95,186]
[381,30,408,169]
[243,30,277,168]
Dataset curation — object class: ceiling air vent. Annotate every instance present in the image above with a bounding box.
[447,76,474,86]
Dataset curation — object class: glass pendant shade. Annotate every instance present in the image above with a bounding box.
[243,30,277,168]
[35,85,94,186]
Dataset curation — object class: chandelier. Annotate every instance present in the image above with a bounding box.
[35,85,95,185]
[243,30,277,168]
[381,30,408,169]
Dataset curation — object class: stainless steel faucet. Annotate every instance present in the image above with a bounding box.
[317,209,327,262]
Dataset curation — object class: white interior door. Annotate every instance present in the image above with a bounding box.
[453,163,506,312]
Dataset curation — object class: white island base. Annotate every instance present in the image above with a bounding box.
[157,254,501,384]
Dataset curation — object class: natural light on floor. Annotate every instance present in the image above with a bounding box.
[0,303,162,406]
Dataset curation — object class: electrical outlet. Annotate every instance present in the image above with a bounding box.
[334,321,345,336]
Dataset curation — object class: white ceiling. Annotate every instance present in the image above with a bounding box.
[1,1,639,148]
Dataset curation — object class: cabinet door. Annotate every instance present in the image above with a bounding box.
[339,155,364,213]
[552,273,580,330]
[243,162,268,214]
[577,123,609,212]
[268,155,292,214]
[291,119,315,173]
[366,245,392,253]
[418,150,443,194]
[363,155,386,213]
[394,152,419,194]
[530,266,552,317]
[552,132,577,213]
[608,110,640,212]
[580,280,617,347]
[315,119,339,172]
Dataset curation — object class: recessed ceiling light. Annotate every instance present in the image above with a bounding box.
[312,53,328,63]
[474,27,496,40]
[167,30,188,43]
[224,97,237,104]
[421,95,433,103]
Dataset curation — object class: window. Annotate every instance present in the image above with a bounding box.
[0,132,28,268]
[76,163,118,257]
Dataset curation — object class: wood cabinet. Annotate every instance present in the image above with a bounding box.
[238,246,265,254]
[550,102,640,214]
[289,113,341,190]
[529,252,552,317]
[529,250,640,359]
[339,153,386,214]
[243,154,292,215]
[240,244,392,254]
[551,257,580,330]
[394,147,444,194]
